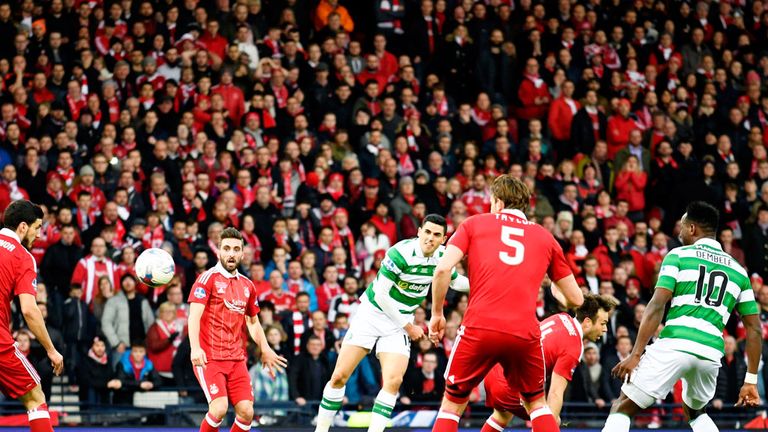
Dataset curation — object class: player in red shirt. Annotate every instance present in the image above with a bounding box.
[429,175,584,432]
[188,228,287,432]
[0,200,64,432]
[480,294,617,431]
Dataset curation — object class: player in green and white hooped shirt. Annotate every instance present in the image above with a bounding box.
[314,214,469,432]
[603,202,762,432]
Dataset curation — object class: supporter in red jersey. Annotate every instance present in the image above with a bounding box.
[258,269,297,314]
[480,294,617,431]
[188,228,287,432]
[0,200,64,432]
[429,175,584,432]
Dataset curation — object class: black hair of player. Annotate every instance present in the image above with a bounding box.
[575,293,618,323]
[685,201,719,235]
[220,227,244,245]
[3,200,43,230]
[421,214,447,235]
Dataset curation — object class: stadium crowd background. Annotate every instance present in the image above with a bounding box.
[0,0,766,427]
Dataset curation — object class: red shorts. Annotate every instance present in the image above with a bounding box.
[444,326,544,404]
[0,344,40,398]
[193,359,253,405]
[484,365,530,420]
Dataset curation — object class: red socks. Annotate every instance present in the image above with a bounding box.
[199,413,222,432]
[28,403,53,432]
[480,415,506,432]
[230,417,251,432]
[530,406,559,432]
[432,411,460,432]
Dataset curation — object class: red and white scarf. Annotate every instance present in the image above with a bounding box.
[292,311,309,355]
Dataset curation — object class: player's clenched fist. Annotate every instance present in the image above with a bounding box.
[48,350,64,376]
[736,383,760,407]
[190,347,208,369]
[428,314,446,345]
[405,323,424,341]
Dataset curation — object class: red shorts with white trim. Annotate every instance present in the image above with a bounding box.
[444,326,545,405]
[193,359,253,405]
[483,365,530,420]
[0,344,40,398]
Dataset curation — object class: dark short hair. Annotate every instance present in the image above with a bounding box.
[421,214,447,235]
[3,200,43,230]
[220,227,244,245]
[685,201,719,234]
[296,291,310,300]
[575,294,618,323]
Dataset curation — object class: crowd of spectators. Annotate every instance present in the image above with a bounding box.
[0,0,767,427]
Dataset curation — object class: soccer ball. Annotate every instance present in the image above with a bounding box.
[135,248,176,287]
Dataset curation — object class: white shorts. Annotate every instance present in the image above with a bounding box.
[622,339,721,410]
[342,297,411,358]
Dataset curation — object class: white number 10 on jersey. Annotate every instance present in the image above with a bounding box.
[499,226,525,265]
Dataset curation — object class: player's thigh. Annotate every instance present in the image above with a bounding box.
[226,361,255,406]
[622,344,684,409]
[681,357,720,411]
[377,351,409,390]
[499,335,545,403]
[0,346,41,401]
[194,361,228,404]
[443,326,497,403]
[331,343,370,385]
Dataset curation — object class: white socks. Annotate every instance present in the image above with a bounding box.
[368,390,397,432]
[602,413,631,432]
[315,383,345,432]
[690,414,719,432]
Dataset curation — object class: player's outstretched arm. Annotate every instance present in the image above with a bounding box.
[551,275,584,309]
[247,315,288,378]
[736,313,762,407]
[19,293,63,376]
[188,303,208,369]
[430,245,464,342]
[612,288,673,381]
[546,372,569,425]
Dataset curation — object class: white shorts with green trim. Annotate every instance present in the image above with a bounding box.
[622,339,721,410]
[342,297,411,358]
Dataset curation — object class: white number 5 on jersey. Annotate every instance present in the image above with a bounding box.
[499,226,525,266]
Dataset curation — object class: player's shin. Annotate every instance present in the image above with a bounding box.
[530,405,560,432]
[200,413,222,432]
[689,414,719,432]
[368,390,397,432]
[315,382,345,432]
[480,415,506,432]
[601,413,631,432]
[27,403,53,432]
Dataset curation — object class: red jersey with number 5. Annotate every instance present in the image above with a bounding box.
[187,262,260,361]
[0,228,38,347]
[447,209,572,338]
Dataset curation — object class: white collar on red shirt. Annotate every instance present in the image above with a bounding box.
[213,261,239,279]
[499,208,527,220]
[0,227,21,243]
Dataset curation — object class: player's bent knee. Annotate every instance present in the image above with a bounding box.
[208,398,229,419]
[330,371,350,387]
[19,386,46,410]
[382,374,403,390]
[236,403,255,421]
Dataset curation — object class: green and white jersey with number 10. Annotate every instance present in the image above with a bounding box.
[365,238,459,316]
[655,237,759,362]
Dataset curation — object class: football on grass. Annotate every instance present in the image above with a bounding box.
[135,248,176,287]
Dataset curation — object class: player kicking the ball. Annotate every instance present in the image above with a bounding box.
[603,201,761,432]
[188,228,287,432]
[481,294,617,431]
[430,175,584,432]
[0,201,64,432]
[314,214,469,432]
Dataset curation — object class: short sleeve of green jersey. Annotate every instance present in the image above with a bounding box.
[736,282,760,316]
[380,246,407,282]
[451,268,458,280]
[655,252,679,291]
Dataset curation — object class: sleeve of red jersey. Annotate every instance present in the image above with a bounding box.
[547,234,573,282]
[447,217,471,254]
[246,280,260,317]
[552,353,580,381]
[14,252,38,297]
[187,271,212,305]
